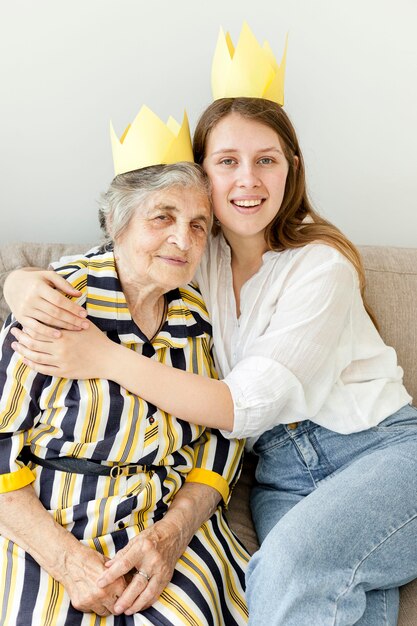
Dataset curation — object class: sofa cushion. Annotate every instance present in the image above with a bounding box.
[360,245,417,403]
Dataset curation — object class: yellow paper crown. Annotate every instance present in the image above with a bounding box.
[211,22,287,105]
[110,105,194,176]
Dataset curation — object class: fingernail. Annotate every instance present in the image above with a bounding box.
[81,322,89,329]
[53,330,61,338]
[79,310,87,318]
[11,342,17,350]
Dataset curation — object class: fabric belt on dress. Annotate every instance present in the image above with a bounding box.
[19,447,151,478]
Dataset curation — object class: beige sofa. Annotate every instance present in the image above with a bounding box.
[1,241,416,624]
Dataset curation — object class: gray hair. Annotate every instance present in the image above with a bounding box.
[98,162,212,247]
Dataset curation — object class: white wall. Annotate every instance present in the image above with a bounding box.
[1,0,416,247]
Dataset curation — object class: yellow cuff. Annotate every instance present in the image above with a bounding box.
[186,468,229,503]
[0,466,36,493]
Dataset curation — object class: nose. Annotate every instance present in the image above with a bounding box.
[236,163,261,187]
[167,224,192,251]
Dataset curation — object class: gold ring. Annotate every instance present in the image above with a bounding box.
[134,568,151,582]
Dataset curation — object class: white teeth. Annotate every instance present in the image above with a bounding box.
[233,199,262,207]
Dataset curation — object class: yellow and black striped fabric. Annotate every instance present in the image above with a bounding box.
[0,248,249,626]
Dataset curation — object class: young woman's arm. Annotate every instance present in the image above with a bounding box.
[8,247,359,439]
[5,268,235,430]
[9,323,235,431]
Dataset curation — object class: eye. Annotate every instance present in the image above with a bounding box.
[191,222,207,233]
[258,157,274,165]
[219,158,236,166]
[150,214,173,228]
[154,214,171,222]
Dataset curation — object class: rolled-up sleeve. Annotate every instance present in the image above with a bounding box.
[0,319,47,493]
[0,259,88,493]
[186,428,244,505]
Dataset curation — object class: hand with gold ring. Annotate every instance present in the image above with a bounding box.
[134,569,151,584]
[96,520,184,615]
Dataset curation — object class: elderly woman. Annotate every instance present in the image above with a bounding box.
[0,162,248,625]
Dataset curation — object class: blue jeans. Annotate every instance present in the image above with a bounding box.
[247,404,417,626]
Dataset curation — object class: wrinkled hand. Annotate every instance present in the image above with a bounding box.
[96,520,184,615]
[61,543,127,616]
[4,268,88,337]
[9,322,117,380]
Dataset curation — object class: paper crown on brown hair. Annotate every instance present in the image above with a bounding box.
[211,22,287,105]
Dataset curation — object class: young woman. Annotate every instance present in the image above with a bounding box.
[5,97,417,626]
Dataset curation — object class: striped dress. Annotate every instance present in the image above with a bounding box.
[0,248,249,626]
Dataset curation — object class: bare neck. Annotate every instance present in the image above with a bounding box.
[224,232,269,316]
[117,264,166,341]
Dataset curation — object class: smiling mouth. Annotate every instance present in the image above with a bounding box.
[233,199,263,207]
[158,256,188,265]
[230,198,266,212]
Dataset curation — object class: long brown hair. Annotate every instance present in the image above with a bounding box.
[193,97,377,327]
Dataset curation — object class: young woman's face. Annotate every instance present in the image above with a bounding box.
[203,113,289,245]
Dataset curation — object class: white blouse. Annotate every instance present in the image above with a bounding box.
[195,235,411,446]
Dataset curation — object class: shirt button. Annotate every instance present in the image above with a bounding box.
[149,417,155,424]
[118,521,125,529]
[287,422,298,430]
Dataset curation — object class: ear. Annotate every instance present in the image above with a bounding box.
[293,155,299,170]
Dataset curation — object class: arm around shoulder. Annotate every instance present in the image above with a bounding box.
[4,266,89,336]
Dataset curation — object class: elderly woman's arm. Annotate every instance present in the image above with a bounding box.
[0,319,127,616]
[0,485,127,615]
[79,405,243,615]
[95,421,244,615]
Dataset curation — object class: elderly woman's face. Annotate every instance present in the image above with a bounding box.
[115,186,211,292]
